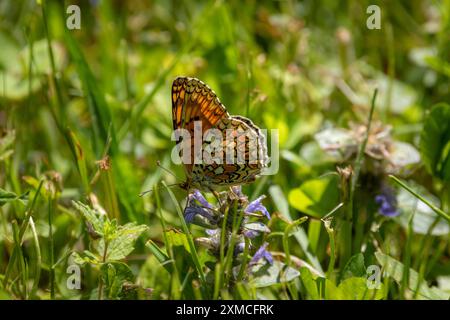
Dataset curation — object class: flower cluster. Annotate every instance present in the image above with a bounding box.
[316,121,420,219]
[184,186,273,268]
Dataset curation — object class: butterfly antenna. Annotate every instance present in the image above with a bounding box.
[139,183,181,197]
[156,160,183,181]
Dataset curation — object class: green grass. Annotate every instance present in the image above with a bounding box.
[0,0,449,300]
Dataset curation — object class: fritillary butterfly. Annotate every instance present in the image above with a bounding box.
[172,76,268,191]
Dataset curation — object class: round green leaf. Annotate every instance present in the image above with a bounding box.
[288,174,340,218]
[420,103,450,181]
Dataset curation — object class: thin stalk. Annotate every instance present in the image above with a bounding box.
[384,23,395,122]
[3,180,43,287]
[245,59,253,118]
[236,237,251,282]
[41,0,65,124]
[324,220,336,280]
[154,184,182,299]
[29,217,41,298]
[350,89,378,199]
[411,218,441,299]
[413,216,441,271]
[344,89,377,264]
[389,175,450,223]
[48,199,55,299]
[163,182,207,289]
[283,217,308,267]
[97,241,108,300]
[213,263,221,300]
[12,221,27,299]
[223,201,243,286]
[400,207,414,299]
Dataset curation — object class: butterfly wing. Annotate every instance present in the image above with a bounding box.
[172,76,268,189]
[172,77,229,131]
[172,77,229,173]
[193,116,268,187]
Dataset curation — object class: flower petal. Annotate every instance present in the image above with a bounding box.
[190,189,213,209]
[243,229,259,239]
[245,195,271,219]
[184,206,216,224]
[375,192,399,217]
[249,242,273,265]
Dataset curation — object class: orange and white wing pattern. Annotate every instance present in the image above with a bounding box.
[172,77,229,133]
[172,77,229,172]
[171,76,268,189]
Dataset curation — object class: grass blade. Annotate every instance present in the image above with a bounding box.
[162,182,207,291]
[389,175,450,223]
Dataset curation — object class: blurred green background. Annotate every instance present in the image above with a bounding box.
[0,0,449,300]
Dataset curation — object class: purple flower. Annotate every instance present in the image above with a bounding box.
[375,192,399,217]
[243,230,259,239]
[184,189,218,225]
[249,242,273,266]
[203,229,245,256]
[234,242,246,255]
[245,195,271,219]
[184,206,215,223]
[231,185,245,198]
[190,190,213,209]
[205,229,218,236]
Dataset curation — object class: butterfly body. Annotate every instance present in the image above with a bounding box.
[172,77,268,191]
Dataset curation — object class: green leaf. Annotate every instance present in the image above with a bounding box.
[100,262,135,300]
[102,223,148,261]
[395,184,449,235]
[0,130,15,162]
[300,267,320,300]
[164,229,197,276]
[288,174,340,218]
[375,252,449,300]
[424,56,450,78]
[72,201,105,235]
[249,260,300,288]
[420,103,450,181]
[269,185,324,275]
[163,182,206,285]
[72,201,147,262]
[341,253,366,280]
[72,250,100,265]
[325,277,384,300]
[165,230,192,255]
[119,283,153,300]
[64,29,117,153]
[0,189,28,207]
[67,130,90,193]
[145,240,172,273]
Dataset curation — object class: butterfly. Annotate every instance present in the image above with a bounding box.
[172,76,268,192]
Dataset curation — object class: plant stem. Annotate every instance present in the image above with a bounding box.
[343,89,378,265]
[163,182,207,290]
[3,180,43,288]
[98,241,108,300]
[48,199,55,299]
[29,217,41,298]
[283,217,308,267]
[389,175,450,223]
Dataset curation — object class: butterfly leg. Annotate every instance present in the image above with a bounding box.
[208,187,223,207]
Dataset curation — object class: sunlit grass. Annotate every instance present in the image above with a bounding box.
[0,0,449,300]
